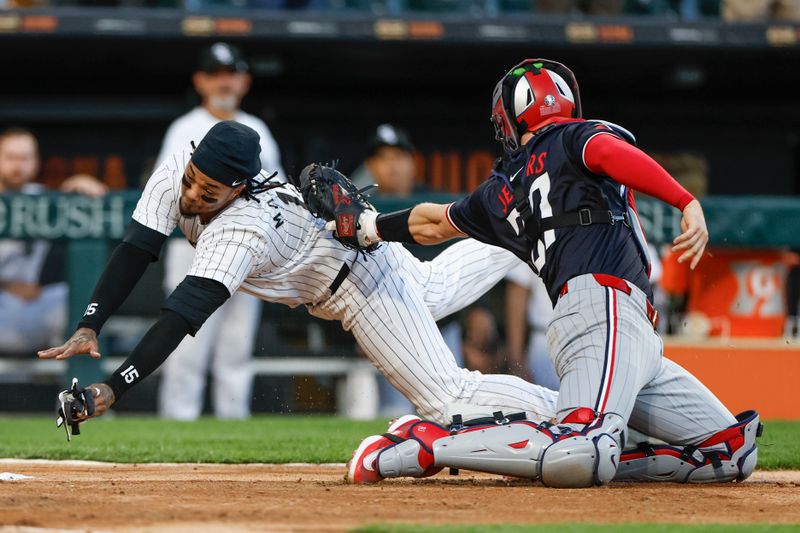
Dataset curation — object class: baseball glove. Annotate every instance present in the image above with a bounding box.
[56,377,95,441]
[297,163,379,252]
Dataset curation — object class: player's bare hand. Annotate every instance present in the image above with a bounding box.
[672,199,708,270]
[38,327,101,360]
[81,383,115,420]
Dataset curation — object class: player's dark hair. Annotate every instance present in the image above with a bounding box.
[241,170,283,202]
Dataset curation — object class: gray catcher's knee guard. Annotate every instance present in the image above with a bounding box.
[540,410,625,488]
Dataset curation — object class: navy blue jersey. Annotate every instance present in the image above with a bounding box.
[447,119,652,305]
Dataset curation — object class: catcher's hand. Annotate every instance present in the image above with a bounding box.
[298,163,380,252]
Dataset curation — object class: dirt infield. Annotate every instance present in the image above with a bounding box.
[1,461,799,532]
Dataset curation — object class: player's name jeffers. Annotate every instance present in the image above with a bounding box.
[0,192,135,240]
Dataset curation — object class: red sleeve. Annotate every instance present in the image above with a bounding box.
[583,133,695,211]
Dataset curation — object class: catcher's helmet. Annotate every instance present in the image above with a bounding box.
[491,59,582,152]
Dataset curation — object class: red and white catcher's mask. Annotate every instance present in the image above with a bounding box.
[491,58,582,153]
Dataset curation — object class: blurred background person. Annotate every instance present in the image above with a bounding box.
[351,123,422,197]
[721,0,800,21]
[351,123,421,416]
[504,263,559,390]
[155,42,285,421]
[786,256,800,338]
[0,127,106,356]
[442,304,506,375]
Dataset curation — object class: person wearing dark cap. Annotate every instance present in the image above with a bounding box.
[351,124,422,198]
[39,121,561,429]
[351,124,425,417]
[155,42,284,421]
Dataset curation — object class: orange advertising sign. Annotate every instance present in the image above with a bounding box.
[661,248,798,337]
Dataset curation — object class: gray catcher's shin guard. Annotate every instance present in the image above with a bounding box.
[616,411,763,483]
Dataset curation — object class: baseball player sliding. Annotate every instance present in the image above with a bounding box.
[38,121,559,428]
[324,59,761,487]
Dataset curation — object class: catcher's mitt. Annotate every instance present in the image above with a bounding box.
[297,163,379,252]
[56,377,96,442]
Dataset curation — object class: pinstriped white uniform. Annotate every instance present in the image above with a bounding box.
[133,151,559,422]
[155,109,282,420]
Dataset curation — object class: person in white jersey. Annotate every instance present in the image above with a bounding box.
[38,121,559,427]
[155,42,284,420]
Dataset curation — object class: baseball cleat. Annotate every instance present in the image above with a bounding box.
[346,414,421,484]
[346,434,393,484]
[386,414,421,439]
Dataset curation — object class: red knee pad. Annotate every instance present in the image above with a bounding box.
[560,407,598,425]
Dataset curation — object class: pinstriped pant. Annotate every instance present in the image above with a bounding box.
[547,274,737,445]
[313,239,559,423]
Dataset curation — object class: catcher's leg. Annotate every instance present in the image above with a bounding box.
[545,275,665,486]
[617,410,762,483]
[620,358,760,483]
[347,415,442,483]
[348,409,623,488]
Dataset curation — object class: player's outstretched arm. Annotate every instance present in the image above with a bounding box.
[673,199,708,270]
[38,327,101,360]
[38,222,168,362]
[354,202,465,247]
[407,203,465,245]
[101,276,230,403]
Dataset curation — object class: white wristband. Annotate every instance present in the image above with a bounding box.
[358,210,381,246]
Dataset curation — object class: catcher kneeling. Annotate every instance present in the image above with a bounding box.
[347,406,762,487]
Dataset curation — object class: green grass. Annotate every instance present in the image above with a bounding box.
[353,526,800,533]
[755,419,800,470]
[0,416,798,468]
[0,415,388,463]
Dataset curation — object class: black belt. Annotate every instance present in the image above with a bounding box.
[329,263,350,296]
[539,209,629,232]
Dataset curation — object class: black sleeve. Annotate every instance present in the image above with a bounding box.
[375,208,416,244]
[102,276,230,401]
[103,309,191,401]
[76,221,167,334]
[163,275,231,335]
[122,220,169,260]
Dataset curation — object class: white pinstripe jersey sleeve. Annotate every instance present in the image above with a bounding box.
[131,154,184,236]
[188,223,267,295]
